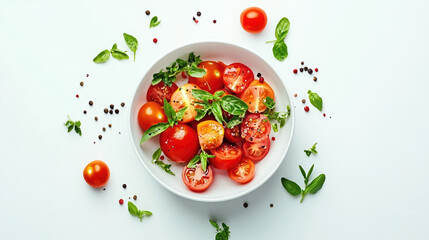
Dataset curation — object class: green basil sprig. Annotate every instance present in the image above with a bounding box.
[152,52,206,87]
[209,220,231,240]
[93,50,110,63]
[187,149,215,172]
[262,96,291,132]
[140,99,187,144]
[308,90,323,111]
[123,33,138,61]
[110,43,129,60]
[281,164,326,203]
[266,17,290,61]
[152,148,174,175]
[149,16,161,28]
[64,115,82,136]
[128,201,152,222]
[192,89,248,128]
[304,142,318,157]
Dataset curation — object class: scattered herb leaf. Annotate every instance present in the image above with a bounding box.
[304,142,318,157]
[110,43,129,60]
[262,97,291,132]
[209,220,230,240]
[308,90,323,111]
[93,50,110,63]
[123,33,138,61]
[64,115,82,136]
[149,16,161,28]
[128,201,152,222]
[187,149,214,172]
[266,17,290,61]
[152,148,174,175]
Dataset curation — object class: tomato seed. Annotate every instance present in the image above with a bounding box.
[119,199,124,205]
[153,38,158,43]
[304,106,310,112]
[293,69,298,74]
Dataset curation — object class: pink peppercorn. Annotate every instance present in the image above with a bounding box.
[315,68,318,72]
[153,38,158,43]
[293,69,298,74]
[119,199,124,205]
[304,106,310,112]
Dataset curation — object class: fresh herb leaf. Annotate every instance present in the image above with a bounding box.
[123,33,138,61]
[187,150,214,172]
[211,101,225,124]
[192,89,215,101]
[281,178,301,196]
[272,41,288,61]
[93,50,110,63]
[263,97,290,131]
[214,91,225,98]
[275,17,290,40]
[220,95,248,116]
[267,17,290,61]
[163,98,176,121]
[152,148,174,175]
[209,220,230,240]
[149,16,161,28]
[111,49,129,60]
[128,201,152,222]
[64,115,82,136]
[140,123,169,144]
[225,116,243,129]
[304,142,318,157]
[307,174,326,194]
[307,90,323,111]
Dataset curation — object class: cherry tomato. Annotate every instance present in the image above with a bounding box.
[223,63,254,94]
[241,113,271,142]
[242,137,270,161]
[160,124,199,163]
[240,80,275,113]
[210,143,242,170]
[147,81,179,105]
[228,158,255,184]
[170,83,201,123]
[137,102,168,131]
[83,160,110,188]
[197,120,224,150]
[224,124,242,143]
[240,7,267,33]
[189,115,216,132]
[182,163,214,192]
[188,61,226,94]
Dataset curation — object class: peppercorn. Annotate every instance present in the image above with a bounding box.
[323,113,326,117]
[270,203,274,208]
[76,94,79,98]
[98,135,102,140]
[109,110,113,114]
[301,61,304,65]
[115,109,119,114]
[257,73,261,78]
[94,116,98,121]
[259,77,264,83]
[192,16,196,21]
[299,68,304,72]
[119,199,124,205]
[122,184,127,189]
[308,68,313,74]
[195,19,199,23]
[108,124,112,128]
[80,81,84,87]
[302,99,306,103]
[86,74,89,77]
[104,108,108,114]
[271,137,276,141]
[133,195,137,200]
[89,100,93,106]
[145,10,150,15]
[294,93,297,97]
[304,66,308,71]
[313,76,317,81]
[213,20,217,23]
[243,202,248,208]
[102,127,106,132]
[153,38,158,43]
[121,102,125,107]
[110,104,114,109]
[83,110,87,114]
[315,68,319,72]
[304,106,310,112]
[197,11,201,16]
[293,69,298,74]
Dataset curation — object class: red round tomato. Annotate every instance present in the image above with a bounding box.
[241,113,271,142]
[83,160,110,188]
[228,158,255,184]
[137,102,168,131]
[188,61,226,94]
[170,83,201,123]
[182,164,214,192]
[147,81,179,105]
[223,63,254,94]
[210,143,242,170]
[189,115,216,132]
[240,7,267,33]
[160,124,199,163]
[197,120,224,150]
[224,124,242,143]
[242,137,270,161]
[240,80,275,113]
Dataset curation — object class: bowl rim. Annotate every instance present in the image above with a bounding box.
[127,40,295,202]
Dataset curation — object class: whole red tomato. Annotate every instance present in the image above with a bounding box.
[147,81,178,105]
[240,7,267,33]
[160,124,199,163]
[137,102,167,131]
[188,61,226,94]
[83,160,110,188]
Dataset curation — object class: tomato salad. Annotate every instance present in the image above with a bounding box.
[139,53,290,192]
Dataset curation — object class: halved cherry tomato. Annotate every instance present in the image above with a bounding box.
[160,124,199,163]
[240,80,275,113]
[83,160,110,188]
[147,81,179,105]
[241,113,271,143]
[182,164,214,192]
[223,63,254,94]
[170,83,201,123]
[227,158,255,184]
[224,124,242,143]
[197,120,224,150]
[240,7,268,33]
[210,143,242,170]
[138,102,167,131]
[242,137,270,161]
[189,115,216,132]
[188,61,226,94]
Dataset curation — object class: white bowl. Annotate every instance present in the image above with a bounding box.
[128,41,295,202]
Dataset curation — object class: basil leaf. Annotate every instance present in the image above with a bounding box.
[272,123,279,132]
[140,210,152,216]
[220,95,248,115]
[200,153,208,172]
[281,178,301,196]
[273,41,288,61]
[304,150,312,157]
[195,108,209,121]
[187,155,200,169]
[123,33,138,61]
[211,101,225,123]
[128,201,139,216]
[111,43,118,51]
[225,116,242,129]
[210,220,220,230]
[308,90,323,111]
[111,49,129,60]
[275,17,290,40]
[176,58,188,68]
[307,174,326,194]
[214,91,225,98]
[176,106,188,122]
[149,16,161,28]
[74,126,82,136]
[263,96,275,109]
[188,65,206,78]
[93,50,110,63]
[140,123,169,144]
[163,99,176,121]
[152,147,162,161]
[67,125,74,132]
[192,89,214,101]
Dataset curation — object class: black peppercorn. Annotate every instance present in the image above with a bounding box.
[102,127,106,132]
[122,184,127,189]
[94,116,98,121]
[109,110,113,114]
[145,10,150,15]
[108,124,112,128]
[313,76,317,81]
[115,109,119,114]
[308,68,313,74]
[197,11,201,16]
[121,102,125,107]
[83,110,87,114]
[302,99,306,104]
[299,68,304,72]
[89,100,93,106]
[256,73,261,78]
[304,66,308,71]
[301,61,304,65]
[133,195,137,200]
[104,108,108,114]
[80,81,84,87]
[243,202,248,208]
[98,135,102,140]
[110,104,114,109]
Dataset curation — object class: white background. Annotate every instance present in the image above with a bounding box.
[1,0,428,239]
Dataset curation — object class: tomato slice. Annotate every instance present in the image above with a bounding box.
[188,115,216,132]
[170,83,201,123]
[223,63,254,94]
[147,81,179,105]
[160,124,200,163]
[210,143,242,170]
[182,164,214,192]
[227,158,255,184]
[224,124,242,143]
[197,120,224,150]
[188,61,226,94]
[241,113,271,142]
[240,80,275,113]
[242,137,270,162]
